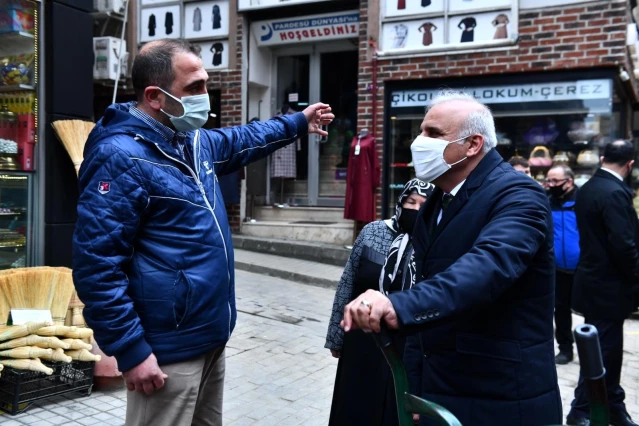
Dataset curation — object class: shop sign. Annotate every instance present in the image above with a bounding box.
[252,11,359,46]
[239,0,333,11]
[391,79,612,108]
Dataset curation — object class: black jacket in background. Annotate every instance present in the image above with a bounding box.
[572,168,639,320]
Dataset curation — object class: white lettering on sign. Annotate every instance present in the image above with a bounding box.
[391,79,612,107]
[253,11,360,46]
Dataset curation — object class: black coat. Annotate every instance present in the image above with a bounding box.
[390,149,561,425]
[572,168,639,320]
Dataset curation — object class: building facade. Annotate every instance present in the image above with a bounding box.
[104,0,639,244]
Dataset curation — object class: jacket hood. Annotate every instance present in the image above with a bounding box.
[85,102,164,156]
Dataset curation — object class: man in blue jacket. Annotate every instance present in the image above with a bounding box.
[546,165,579,365]
[343,91,561,425]
[72,39,333,426]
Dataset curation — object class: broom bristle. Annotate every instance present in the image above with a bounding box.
[50,269,74,326]
[51,120,94,175]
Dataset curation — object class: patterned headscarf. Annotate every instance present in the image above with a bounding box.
[385,178,434,233]
[381,178,434,294]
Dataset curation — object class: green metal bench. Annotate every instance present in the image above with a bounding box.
[372,324,609,426]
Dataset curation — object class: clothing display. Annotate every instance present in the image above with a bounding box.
[492,13,509,39]
[210,42,223,67]
[344,133,380,223]
[165,12,173,35]
[148,14,156,37]
[213,5,221,30]
[458,17,476,43]
[418,22,437,46]
[270,108,297,178]
[398,0,406,9]
[193,7,202,32]
[392,24,408,49]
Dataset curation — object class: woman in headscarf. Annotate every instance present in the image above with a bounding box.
[326,178,434,426]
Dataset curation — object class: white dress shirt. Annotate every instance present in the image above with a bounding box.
[600,167,624,182]
[437,179,466,224]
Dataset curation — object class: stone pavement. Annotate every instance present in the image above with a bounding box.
[1,270,639,425]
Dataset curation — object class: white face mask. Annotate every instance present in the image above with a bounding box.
[410,134,471,183]
[156,87,210,132]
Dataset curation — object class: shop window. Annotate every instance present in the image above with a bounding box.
[386,78,621,217]
[381,0,517,54]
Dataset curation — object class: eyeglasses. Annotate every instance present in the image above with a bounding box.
[544,178,568,186]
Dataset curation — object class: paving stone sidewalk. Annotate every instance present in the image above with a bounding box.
[1,270,639,425]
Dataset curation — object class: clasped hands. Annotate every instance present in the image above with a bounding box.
[341,289,399,333]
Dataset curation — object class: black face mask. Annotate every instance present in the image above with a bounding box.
[398,208,419,235]
[548,185,567,199]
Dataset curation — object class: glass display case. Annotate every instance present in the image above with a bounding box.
[0,172,32,269]
[0,0,39,269]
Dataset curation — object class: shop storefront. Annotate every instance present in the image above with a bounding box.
[246,6,360,209]
[0,0,40,269]
[383,70,628,217]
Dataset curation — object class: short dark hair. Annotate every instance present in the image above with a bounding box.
[132,39,202,101]
[549,164,574,180]
[602,140,635,166]
[508,157,529,168]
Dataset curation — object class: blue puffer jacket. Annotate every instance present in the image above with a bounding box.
[550,188,580,271]
[72,102,307,371]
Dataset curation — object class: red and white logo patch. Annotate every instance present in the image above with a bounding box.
[98,181,111,194]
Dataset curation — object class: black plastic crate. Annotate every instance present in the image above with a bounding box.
[0,360,95,415]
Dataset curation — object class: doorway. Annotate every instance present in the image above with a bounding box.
[269,43,358,207]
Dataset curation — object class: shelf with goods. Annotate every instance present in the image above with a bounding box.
[0,0,39,177]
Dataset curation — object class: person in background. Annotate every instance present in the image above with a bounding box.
[567,140,639,426]
[508,156,531,176]
[342,91,561,425]
[546,165,579,365]
[326,179,432,426]
[72,39,334,426]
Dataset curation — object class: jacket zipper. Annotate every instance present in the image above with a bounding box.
[135,133,232,335]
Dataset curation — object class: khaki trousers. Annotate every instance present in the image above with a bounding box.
[125,347,225,426]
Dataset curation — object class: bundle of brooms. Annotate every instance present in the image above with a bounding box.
[0,268,98,376]
[51,120,95,176]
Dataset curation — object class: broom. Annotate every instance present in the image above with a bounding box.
[0,346,52,359]
[36,325,76,337]
[61,339,92,351]
[0,321,51,342]
[1,358,53,375]
[63,328,93,340]
[49,268,74,325]
[40,348,72,363]
[65,349,101,362]
[51,120,95,176]
[0,334,67,350]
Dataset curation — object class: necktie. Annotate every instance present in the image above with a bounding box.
[442,193,454,211]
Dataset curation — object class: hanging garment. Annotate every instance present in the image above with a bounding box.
[165,12,174,35]
[148,14,156,37]
[492,14,509,39]
[398,0,406,9]
[418,22,437,46]
[344,133,380,223]
[422,0,431,5]
[213,5,221,30]
[458,17,476,43]
[270,109,297,178]
[393,24,408,49]
[210,42,223,66]
[193,7,202,32]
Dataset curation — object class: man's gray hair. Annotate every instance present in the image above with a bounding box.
[429,90,498,153]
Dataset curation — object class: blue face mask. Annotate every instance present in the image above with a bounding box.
[157,87,210,132]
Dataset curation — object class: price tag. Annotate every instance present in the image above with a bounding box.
[355,145,360,156]
[10,309,52,325]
